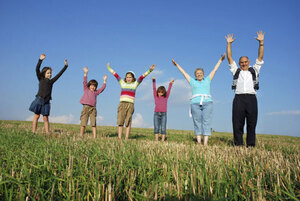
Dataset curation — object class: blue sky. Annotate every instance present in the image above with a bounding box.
[1,0,300,137]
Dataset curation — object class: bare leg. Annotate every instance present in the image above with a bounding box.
[203,136,209,146]
[125,125,131,140]
[43,116,50,133]
[92,126,97,139]
[118,126,123,139]
[32,114,40,133]
[161,135,166,142]
[196,135,201,144]
[80,126,85,137]
[155,134,159,141]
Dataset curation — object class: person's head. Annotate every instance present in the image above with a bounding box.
[194,68,204,81]
[157,86,167,97]
[124,71,136,83]
[40,67,52,79]
[88,79,98,91]
[239,56,250,71]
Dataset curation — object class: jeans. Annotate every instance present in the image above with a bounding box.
[191,101,213,136]
[154,112,167,134]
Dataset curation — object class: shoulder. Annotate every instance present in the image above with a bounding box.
[204,76,211,83]
[189,78,195,85]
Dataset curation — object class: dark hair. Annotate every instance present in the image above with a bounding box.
[40,67,52,79]
[157,86,167,97]
[239,56,249,62]
[88,79,98,88]
[124,72,136,82]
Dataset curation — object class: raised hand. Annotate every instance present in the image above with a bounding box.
[225,34,236,43]
[171,59,178,66]
[40,54,46,60]
[256,31,265,61]
[152,77,155,80]
[106,62,110,68]
[220,53,226,61]
[171,59,190,82]
[150,64,155,70]
[103,74,107,82]
[83,67,88,73]
[64,59,68,66]
[170,78,175,83]
[255,30,265,42]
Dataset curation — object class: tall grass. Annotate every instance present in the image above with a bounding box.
[0,120,299,200]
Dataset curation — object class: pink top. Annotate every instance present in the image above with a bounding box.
[153,79,173,113]
[80,76,106,107]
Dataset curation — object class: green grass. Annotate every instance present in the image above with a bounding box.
[0,120,299,200]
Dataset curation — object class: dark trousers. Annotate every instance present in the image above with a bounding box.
[232,94,258,147]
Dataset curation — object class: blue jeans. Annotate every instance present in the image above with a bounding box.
[154,112,167,135]
[191,101,213,136]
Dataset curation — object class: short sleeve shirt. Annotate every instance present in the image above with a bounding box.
[189,76,212,104]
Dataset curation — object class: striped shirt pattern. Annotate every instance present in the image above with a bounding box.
[108,66,152,103]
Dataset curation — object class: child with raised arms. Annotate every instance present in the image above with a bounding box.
[29,53,68,133]
[79,67,107,138]
[152,77,174,141]
[107,63,155,140]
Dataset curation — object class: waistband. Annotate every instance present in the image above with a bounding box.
[235,94,256,96]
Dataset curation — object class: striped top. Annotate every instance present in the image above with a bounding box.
[108,65,153,103]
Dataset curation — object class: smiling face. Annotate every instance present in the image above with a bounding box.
[125,73,134,83]
[195,69,204,81]
[157,86,166,97]
[45,69,52,79]
[89,84,96,91]
[239,56,250,71]
[158,91,164,97]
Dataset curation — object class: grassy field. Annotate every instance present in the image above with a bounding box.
[0,120,299,200]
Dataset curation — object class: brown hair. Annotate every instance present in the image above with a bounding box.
[124,72,136,82]
[157,86,167,97]
[40,67,52,79]
[88,79,98,88]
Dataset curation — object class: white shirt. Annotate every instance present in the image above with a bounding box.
[229,59,264,94]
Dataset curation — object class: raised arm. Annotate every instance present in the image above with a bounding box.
[255,30,265,62]
[107,62,121,82]
[172,59,190,83]
[166,78,174,98]
[137,64,155,84]
[152,77,157,98]
[209,54,225,81]
[96,75,107,95]
[36,53,46,80]
[51,59,68,83]
[225,34,235,65]
[82,67,88,90]
[103,74,107,84]
[83,66,88,77]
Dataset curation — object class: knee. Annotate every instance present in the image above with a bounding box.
[43,116,49,122]
[34,114,40,120]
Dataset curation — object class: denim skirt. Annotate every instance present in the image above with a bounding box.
[29,96,50,116]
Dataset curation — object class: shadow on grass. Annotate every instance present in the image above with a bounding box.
[105,133,118,138]
[130,134,147,139]
[217,137,234,146]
